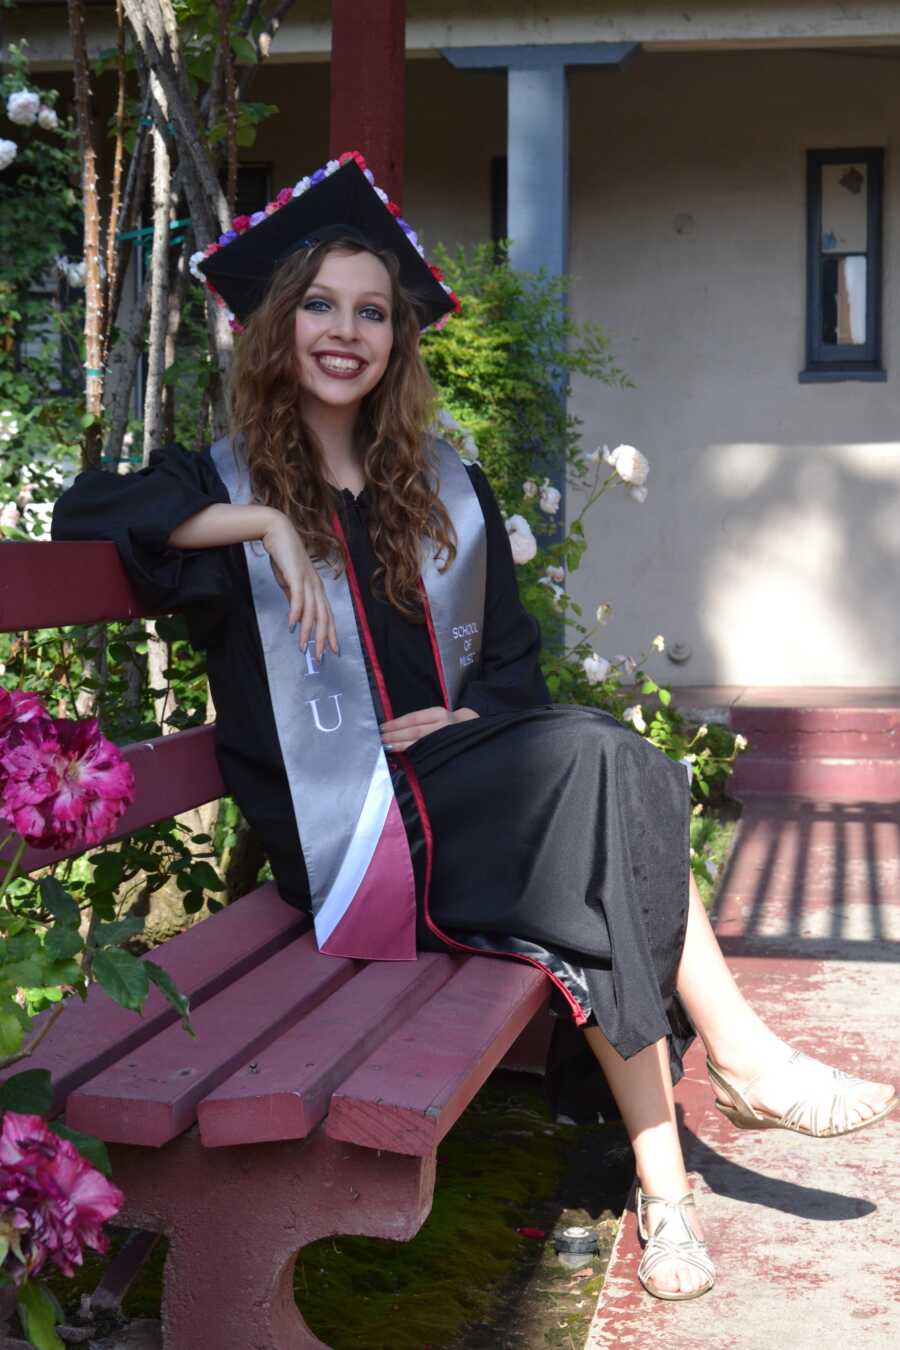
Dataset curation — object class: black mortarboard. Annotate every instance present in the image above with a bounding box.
[194,153,458,332]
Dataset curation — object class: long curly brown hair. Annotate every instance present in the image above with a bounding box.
[229,238,456,618]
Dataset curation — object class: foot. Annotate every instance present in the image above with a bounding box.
[711,1038,895,1134]
[636,1189,714,1300]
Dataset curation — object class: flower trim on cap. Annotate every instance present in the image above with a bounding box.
[189,150,461,335]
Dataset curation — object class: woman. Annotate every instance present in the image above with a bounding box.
[53,154,895,1303]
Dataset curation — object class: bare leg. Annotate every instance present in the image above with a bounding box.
[583,1028,709,1297]
[677,876,894,1124]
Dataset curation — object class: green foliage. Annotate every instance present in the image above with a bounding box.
[422,245,747,830]
[0,45,84,541]
[15,1280,64,1350]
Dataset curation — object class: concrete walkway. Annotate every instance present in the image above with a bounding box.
[586,796,900,1350]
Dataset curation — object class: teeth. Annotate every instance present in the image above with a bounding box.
[318,355,362,373]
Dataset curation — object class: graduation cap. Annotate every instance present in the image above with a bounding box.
[193,152,459,333]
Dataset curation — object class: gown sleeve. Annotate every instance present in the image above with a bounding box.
[457,463,551,717]
[51,444,233,617]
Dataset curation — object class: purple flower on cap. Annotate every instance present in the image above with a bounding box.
[218,229,238,246]
[310,169,326,185]
[364,169,375,184]
[250,211,266,226]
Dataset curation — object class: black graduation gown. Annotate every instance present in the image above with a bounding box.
[52,446,694,1120]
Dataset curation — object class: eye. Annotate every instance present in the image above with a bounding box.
[360,305,386,322]
[303,298,330,313]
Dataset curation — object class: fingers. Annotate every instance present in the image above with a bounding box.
[381,708,450,752]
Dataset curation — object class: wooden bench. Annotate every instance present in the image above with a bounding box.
[0,541,552,1350]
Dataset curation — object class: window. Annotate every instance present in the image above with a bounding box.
[801,148,885,382]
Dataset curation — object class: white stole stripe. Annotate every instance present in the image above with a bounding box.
[311,747,393,947]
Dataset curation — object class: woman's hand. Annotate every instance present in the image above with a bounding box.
[261,513,338,660]
[380,706,479,753]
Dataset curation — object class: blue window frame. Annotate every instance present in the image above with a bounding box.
[800,147,885,383]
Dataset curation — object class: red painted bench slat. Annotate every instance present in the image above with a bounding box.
[327,957,551,1156]
[198,951,462,1147]
[8,724,224,873]
[66,934,354,1146]
[0,884,307,1117]
[0,541,153,633]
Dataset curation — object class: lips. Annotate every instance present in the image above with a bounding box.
[314,351,367,379]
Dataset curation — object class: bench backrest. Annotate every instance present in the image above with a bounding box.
[0,541,224,870]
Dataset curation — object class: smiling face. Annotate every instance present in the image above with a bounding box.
[293,247,395,416]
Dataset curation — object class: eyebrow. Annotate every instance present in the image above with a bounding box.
[306,283,391,303]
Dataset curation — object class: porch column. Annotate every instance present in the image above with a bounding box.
[330,0,406,205]
[440,44,637,522]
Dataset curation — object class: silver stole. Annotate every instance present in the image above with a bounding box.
[210,437,486,961]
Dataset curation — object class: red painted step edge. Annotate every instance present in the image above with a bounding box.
[327,956,551,1156]
[199,952,461,1147]
[732,755,900,800]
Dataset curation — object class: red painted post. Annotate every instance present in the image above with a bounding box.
[329,0,406,205]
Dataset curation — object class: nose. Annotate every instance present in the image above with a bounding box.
[327,305,361,343]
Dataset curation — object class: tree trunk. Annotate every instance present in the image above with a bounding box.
[67,0,105,469]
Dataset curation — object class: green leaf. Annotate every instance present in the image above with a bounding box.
[44,926,83,961]
[0,1068,53,1115]
[92,947,149,1013]
[39,877,81,927]
[188,861,224,892]
[92,852,127,890]
[145,960,194,1036]
[50,1121,112,1177]
[231,34,258,64]
[182,890,205,915]
[0,1007,23,1057]
[94,915,145,947]
[16,1280,64,1350]
[658,688,672,707]
[641,679,658,695]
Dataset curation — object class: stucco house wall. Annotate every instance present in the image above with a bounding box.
[566,47,900,686]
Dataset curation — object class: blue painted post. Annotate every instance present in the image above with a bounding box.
[506,63,568,279]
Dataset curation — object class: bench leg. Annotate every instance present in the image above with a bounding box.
[109,1128,436,1350]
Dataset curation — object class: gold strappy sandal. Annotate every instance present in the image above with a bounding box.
[636,1187,716,1302]
[707,1049,897,1138]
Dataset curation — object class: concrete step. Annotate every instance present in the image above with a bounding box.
[731,705,900,757]
[731,753,900,801]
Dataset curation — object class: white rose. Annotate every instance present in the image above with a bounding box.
[652,634,665,653]
[610,444,650,486]
[623,704,647,733]
[188,249,207,280]
[0,410,19,442]
[505,514,537,565]
[122,431,134,448]
[546,564,565,583]
[324,159,341,176]
[537,576,565,608]
[0,139,17,171]
[23,501,53,538]
[539,478,561,515]
[696,723,708,738]
[0,501,20,529]
[65,261,86,288]
[629,484,648,504]
[6,90,40,126]
[37,106,59,131]
[613,654,637,678]
[292,176,312,197]
[582,652,610,685]
[522,479,538,499]
[586,445,604,464]
[596,603,612,625]
[734,733,748,751]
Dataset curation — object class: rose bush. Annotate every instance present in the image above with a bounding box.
[422,243,747,838]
